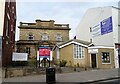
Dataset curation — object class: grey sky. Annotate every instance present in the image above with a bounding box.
[15,0,118,41]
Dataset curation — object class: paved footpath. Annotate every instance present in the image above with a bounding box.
[2,68,120,83]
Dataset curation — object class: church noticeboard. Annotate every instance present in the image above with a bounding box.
[39,46,50,58]
[101,16,113,35]
[92,16,113,37]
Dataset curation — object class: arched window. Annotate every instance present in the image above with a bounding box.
[56,34,62,41]
[28,33,34,40]
[42,33,49,41]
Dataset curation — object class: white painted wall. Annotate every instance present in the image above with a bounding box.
[111,8,120,68]
[118,10,120,43]
[0,0,5,36]
[76,6,119,46]
[114,49,119,68]
[76,6,120,68]
[112,7,119,44]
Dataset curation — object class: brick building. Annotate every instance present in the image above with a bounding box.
[16,20,70,61]
[0,0,16,67]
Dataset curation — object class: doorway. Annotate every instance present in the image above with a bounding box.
[41,58,49,67]
[91,54,97,68]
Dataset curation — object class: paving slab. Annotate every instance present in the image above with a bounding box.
[2,68,120,83]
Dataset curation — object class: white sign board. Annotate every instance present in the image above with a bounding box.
[91,24,101,38]
[12,52,28,61]
[88,49,98,53]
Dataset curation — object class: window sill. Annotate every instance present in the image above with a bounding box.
[74,58,84,60]
[102,63,111,64]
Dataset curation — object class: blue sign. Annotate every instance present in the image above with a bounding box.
[100,16,113,35]
[39,46,50,49]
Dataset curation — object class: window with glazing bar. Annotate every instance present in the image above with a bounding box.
[74,44,84,59]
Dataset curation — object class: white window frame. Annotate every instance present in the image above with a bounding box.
[74,44,84,59]
[11,25,13,31]
[12,6,14,14]
[8,0,10,8]
[101,52,111,64]
[6,19,10,37]
[56,34,62,41]
[42,33,49,41]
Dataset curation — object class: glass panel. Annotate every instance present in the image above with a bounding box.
[101,52,110,63]
[28,33,34,40]
[42,33,49,41]
[56,34,62,41]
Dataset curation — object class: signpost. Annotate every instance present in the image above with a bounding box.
[39,46,50,67]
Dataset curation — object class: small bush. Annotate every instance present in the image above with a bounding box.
[77,63,80,67]
[28,60,37,67]
[60,60,67,67]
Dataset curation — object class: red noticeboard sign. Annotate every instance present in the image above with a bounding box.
[39,46,50,57]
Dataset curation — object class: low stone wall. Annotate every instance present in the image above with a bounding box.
[60,67,87,73]
[2,67,46,78]
[2,67,88,78]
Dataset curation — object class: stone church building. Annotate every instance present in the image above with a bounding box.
[16,19,70,62]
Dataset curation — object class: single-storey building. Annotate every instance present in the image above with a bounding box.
[53,39,115,69]
[53,39,91,68]
[88,46,115,69]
